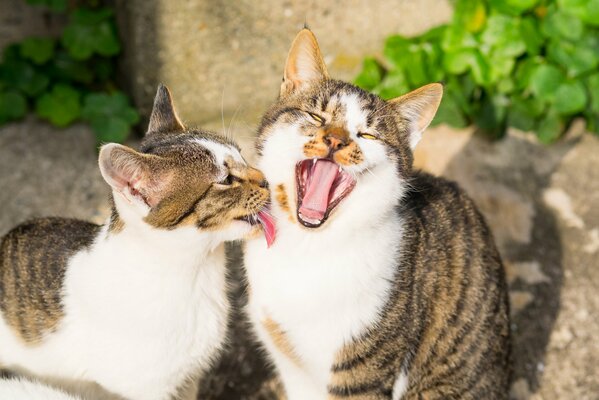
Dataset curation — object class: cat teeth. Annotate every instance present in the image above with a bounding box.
[338,166,342,172]
[312,158,317,165]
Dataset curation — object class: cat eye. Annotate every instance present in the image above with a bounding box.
[307,112,325,126]
[219,174,242,186]
[358,132,378,140]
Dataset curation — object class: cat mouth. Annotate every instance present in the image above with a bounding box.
[296,159,356,228]
[235,208,276,247]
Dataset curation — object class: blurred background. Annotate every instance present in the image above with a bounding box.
[0,0,598,399]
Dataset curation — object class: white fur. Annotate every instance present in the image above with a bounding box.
[0,378,81,400]
[245,93,407,398]
[0,143,250,400]
[392,372,409,400]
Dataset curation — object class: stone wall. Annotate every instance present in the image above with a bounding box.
[114,0,452,128]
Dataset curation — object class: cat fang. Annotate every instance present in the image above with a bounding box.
[295,158,356,227]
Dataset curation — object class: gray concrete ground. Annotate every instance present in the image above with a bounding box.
[1,117,597,399]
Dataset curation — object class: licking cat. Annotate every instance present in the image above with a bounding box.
[244,29,511,399]
[0,85,273,400]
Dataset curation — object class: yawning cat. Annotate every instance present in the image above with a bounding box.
[244,29,510,399]
[0,85,273,400]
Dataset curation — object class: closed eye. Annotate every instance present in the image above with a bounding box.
[307,112,325,126]
[357,132,377,140]
[218,174,242,186]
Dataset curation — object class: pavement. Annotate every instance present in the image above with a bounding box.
[0,118,598,399]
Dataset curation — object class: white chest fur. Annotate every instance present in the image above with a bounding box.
[244,215,401,398]
[0,223,229,400]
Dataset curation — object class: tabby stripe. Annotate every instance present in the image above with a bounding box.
[167,189,211,227]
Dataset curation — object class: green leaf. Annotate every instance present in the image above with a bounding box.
[383,35,412,68]
[554,81,588,115]
[587,73,599,113]
[547,39,598,78]
[444,49,475,74]
[520,17,544,56]
[441,21,477,52]
[81,92,139,143]
[473,94,509,137]
[19,37,55,65]
[0,59,49,96]
[537,111,564,143]
[508,98,539,131]
[454,0,488,33]
[469,51,492,86]
[44,50,95,84]
[560,0,599,26]
[481,13,526,58]
[542,8,584,41]
[528,64,565,101]
[354,58,384,90]
[375,70,410,100]
[432,92,469,128]
[62,8,121,60]
[35,84,81,127]
[0,91,28,124]
[26,0,67,13]
[490,0,539,14]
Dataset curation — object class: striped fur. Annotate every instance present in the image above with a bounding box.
[244,29,510,399]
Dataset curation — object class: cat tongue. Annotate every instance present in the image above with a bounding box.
[299,160,338,221]
[257,210,276,248]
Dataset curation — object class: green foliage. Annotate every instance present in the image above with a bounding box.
[0,1,139,143]
[355,0,599,142]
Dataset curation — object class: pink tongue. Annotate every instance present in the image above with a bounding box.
[257,210,276,248]
[299,160,339,221]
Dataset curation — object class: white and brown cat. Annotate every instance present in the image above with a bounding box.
[0,85,274,400]
[244,30,510,399]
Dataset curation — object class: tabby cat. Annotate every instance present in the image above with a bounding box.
[244,29,510,399]
[0,85,274,400]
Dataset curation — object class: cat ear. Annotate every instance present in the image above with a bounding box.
[281,28,329,96]
[147,84,185,135]
[389,83,443,149]
[99,143,170,208]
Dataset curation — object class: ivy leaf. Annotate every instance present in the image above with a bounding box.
[62,8,121,60]
[453,0,488,33]
[587,73,599,113]
[481,13,526,58]
[528,64,565,101]
[35,84,82,127]
[541,7,584,41]
[432,93,469,128]
[19,37,55,65]
[45,50,95,84]
[354,58,384,91]
[490,0,539,14]
[444,49,475,74]
[559,0,599,27]
[375,70,411,100]
[520,17,544,56]
[509,97,540,131]
[537,111,564,143]
[26,0,67,13]
[553,81,588,115]
[384,35,412,69]
[547,39,598,78]
[81,92,140,143]
[0,91,28,124]
[0,59,49,96]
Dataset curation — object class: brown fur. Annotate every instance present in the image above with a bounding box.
[262,316,302,366]
[275,184,294,222]
[0,218,99,344]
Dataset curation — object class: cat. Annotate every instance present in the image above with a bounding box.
[0,84,274,400]
[243,29,511,399]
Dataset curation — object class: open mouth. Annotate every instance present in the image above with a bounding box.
[296,159,356,228]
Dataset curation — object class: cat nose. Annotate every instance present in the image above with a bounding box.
[324,135,348,150]
[323,127,349,151]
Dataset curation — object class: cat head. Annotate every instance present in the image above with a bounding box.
[99,85,272,243]
[256,29,442,230]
